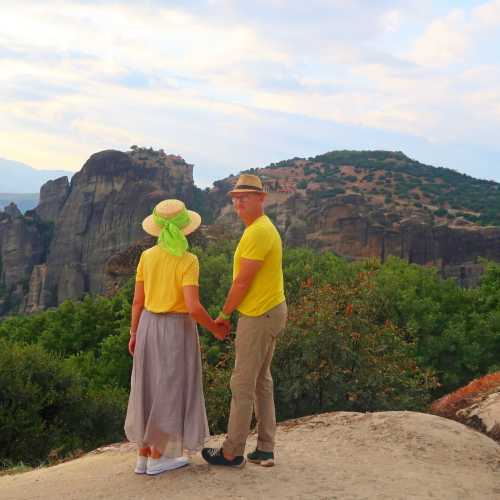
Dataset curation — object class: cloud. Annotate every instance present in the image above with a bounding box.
[409,10,470,67]
[0,0,499,185]
[474,0,500,28]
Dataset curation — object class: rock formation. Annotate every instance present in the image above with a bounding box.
[42,149,196,307]
[0,148,198,314]
[209,166,500,285]
[0,207,46,314]
[430,372,500,444]
[1,411,500,499]
[36,176,70,223]
[2,148,500,316]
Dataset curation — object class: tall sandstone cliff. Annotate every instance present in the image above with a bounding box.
[0,148,197,314]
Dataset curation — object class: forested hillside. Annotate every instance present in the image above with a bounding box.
[262,150,500,227]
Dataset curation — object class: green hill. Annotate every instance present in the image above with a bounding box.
[265,150,500,227]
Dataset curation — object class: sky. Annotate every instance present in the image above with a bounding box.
[1,0,500,187]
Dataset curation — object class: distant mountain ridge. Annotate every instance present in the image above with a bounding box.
[0,158,72,193]
[0,194,39,213]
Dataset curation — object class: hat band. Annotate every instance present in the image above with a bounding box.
[233,184,263,191]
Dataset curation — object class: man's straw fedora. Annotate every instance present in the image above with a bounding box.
[142,199,201,237]
[229,174,266,195]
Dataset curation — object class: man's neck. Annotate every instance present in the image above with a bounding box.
[242,211,264,227]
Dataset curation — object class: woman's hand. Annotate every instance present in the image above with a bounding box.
[128,333,136,356]
[212,321,229,341]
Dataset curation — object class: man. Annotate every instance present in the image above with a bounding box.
[201,174,287,468]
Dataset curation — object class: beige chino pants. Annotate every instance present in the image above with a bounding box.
[222,301,287,456]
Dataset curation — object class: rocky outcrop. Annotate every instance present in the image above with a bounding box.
[2,148,500,315]
[0,207,46,314]
[36,176,70,223]
[4,202,22,218]
[102,236,155,297]
[430,372,500,444]
[24,264,49,314]
[209,176,500,282]
[2,411,500,499]
[0,148,198,314]
[40,149,196,307]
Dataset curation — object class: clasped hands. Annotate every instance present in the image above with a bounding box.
[212,316,231,341]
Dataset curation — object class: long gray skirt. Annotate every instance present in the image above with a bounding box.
[124,310,210,457]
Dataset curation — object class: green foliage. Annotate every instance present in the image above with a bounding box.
[313,187,346,199]
[434,207,448,217]
[343,175,357,182]
[274,276,436,419]
[373,258,500,393]
[0,340,126,467]
[1,241,500,467]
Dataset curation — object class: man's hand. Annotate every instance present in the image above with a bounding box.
[128,333,136,356]
[215,317,231,336]
[212,322,229,341]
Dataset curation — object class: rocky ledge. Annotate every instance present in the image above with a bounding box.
[1,411,499,500]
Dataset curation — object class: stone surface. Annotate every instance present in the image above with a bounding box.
[431,372,500,444]
[41,149,196,307]
[36,176,70,223]
[3,202,22,218]
[209,173,500,283]
[1,411,500,500]
[24,263,49,314]
[0,209,45,314]
[457,392,500,442]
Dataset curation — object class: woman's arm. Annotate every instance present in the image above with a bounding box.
[183,285,228,340]
[129,281,145,355]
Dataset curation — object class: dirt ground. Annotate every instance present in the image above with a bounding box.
[2,411,500,500]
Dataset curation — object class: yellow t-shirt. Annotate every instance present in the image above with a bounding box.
[233,215,285,317]
[135,245,199,313]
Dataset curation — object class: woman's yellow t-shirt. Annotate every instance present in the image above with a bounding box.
[135,245,199,313]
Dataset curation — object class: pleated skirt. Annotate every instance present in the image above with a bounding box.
[124,310,210,457]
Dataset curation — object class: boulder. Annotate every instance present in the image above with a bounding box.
[1,411,499,500]
[430,372,500,443]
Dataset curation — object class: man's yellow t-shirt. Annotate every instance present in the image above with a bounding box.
[135,245,199,313]
[233,215,285,317]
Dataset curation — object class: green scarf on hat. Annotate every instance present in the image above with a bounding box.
[153,207,190,256]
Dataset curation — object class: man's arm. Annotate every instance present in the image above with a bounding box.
[219,258,263,318]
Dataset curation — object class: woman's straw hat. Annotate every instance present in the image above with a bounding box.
[229,174,265,195]
[142,199,201,237]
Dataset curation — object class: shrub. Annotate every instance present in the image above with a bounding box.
[273,274,437,420]
[434,208,448,217]
[0,340,127,467]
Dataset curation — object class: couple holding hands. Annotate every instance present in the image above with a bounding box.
[124,174,287,475]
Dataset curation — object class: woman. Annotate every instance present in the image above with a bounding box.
[124,199,227,476]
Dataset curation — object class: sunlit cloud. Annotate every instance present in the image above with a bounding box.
[0,0,499,185]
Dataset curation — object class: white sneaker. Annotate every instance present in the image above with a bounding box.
[134,455,148,474]
[146,456,189,475]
